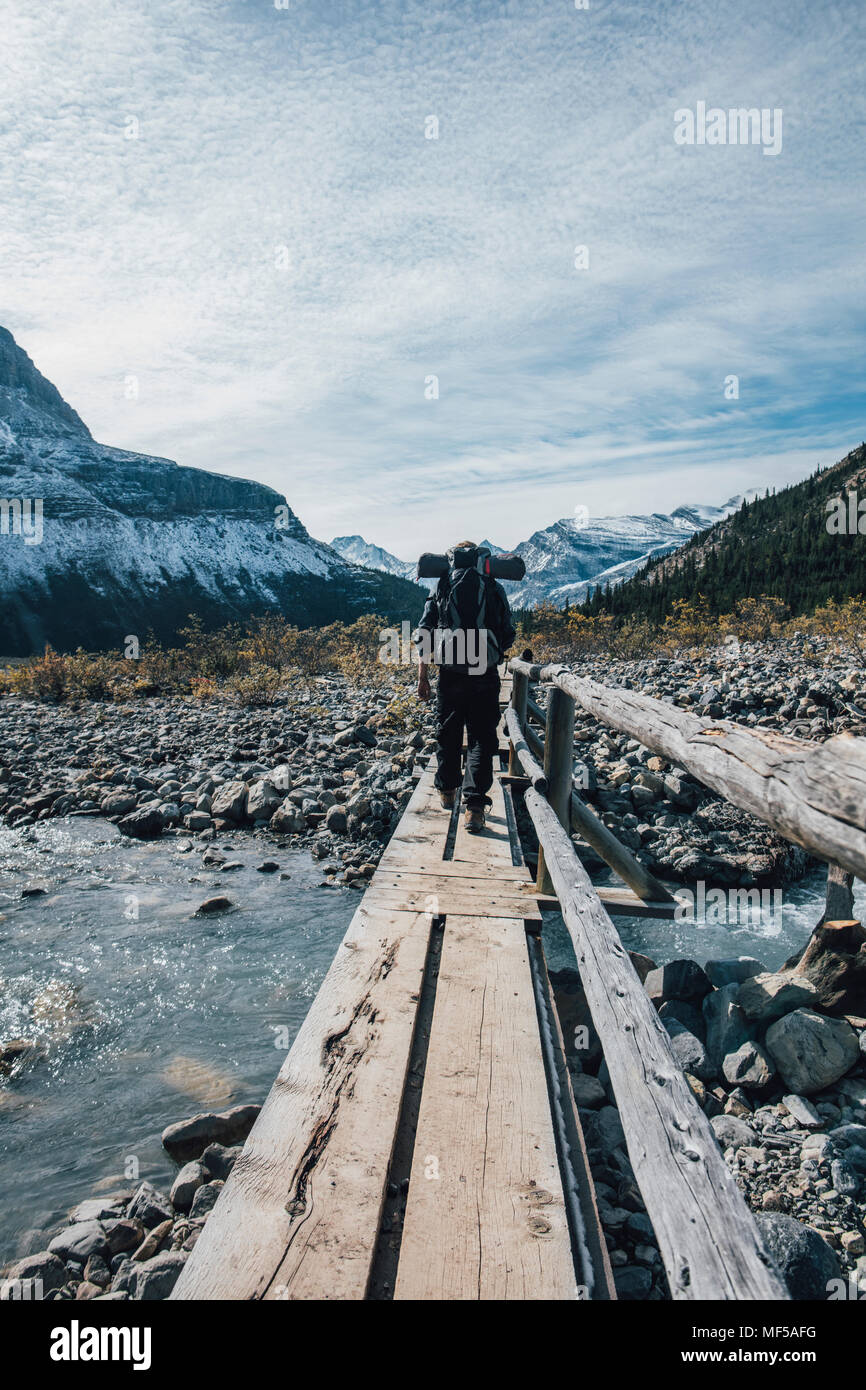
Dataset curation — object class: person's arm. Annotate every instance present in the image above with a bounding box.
[413,591,438,700]
[496,582,517,654]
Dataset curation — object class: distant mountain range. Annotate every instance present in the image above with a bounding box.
[592,442,866,624]
[0,327,424,655]
[332,503,751,609]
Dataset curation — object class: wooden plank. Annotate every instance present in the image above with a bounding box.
[171,904,432,1300]
[363,884,542,921]
[394,915,578,1300]
[523,788,788,1302]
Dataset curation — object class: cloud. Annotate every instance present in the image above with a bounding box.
[2,0,864,556]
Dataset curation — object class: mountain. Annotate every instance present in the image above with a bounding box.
[506,500,750,608]
[589,444,866,623]
[330,535,417,581]
[332,508,748,611]
[0,327,425,655]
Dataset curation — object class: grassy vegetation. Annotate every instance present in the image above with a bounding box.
[3,594,865,709]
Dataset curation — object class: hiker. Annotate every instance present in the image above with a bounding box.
[414,542,516,833]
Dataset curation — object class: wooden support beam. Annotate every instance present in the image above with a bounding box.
[570,788,675,905]
[523,787,788,1302]
[505,706,548,793]
[536,685,574,896]
[507,666,529,776]
[819,861,856,926]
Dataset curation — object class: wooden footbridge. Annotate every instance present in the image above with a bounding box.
[173,659,866,1302]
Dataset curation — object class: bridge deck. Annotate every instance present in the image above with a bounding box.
[173,678,610,1301]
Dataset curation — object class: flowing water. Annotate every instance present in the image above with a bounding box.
[0,817,354,1264]
[1,815,862,1264]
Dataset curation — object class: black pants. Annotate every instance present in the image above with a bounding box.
[434,667,501,808]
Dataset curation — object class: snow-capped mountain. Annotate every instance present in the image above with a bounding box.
[331,507,751,610]
[0,327,423,654]
[330,535,417,581]
[507,500,752,608]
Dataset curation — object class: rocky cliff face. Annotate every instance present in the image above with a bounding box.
[0,328,424,654]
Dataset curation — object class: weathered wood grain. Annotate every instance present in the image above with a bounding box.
[524,787,789,1301]
[394,915,578,1300]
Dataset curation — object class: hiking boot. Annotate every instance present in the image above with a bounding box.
[464,805,485,834]
[438,788,457,809]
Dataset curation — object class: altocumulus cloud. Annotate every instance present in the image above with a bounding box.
[2,0,864,552]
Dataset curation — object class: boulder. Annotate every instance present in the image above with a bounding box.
[102,1219,144,1255]
[246,780,281,822]
[765,1010,860,1094]
[117,806,164,840]
[47,1220,109,1264]
[755,1213,841,1301]
[324,805,348,834]
[722,1040,775,1092]
[710,1115,757,1151]
[130,1250,187,1300]
[570,1073,606,1109]
[703,982,755,1072]
[189,1180,224,1218]
[663,1018,714,1081]
[781,1094,823,1128]
[270,799,303,834]
[161,1104,260,1162]
[210,780,248,823]
[704,957,766,989]
[645,959,712,1006]
[658,999,705,1040]
[201,1142,241,1181]
[737,972,819,1024]
[169,1161,208,1213]
[5,1251,67,1294]
[127,1182,174,1230]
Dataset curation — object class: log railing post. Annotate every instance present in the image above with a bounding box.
[537,684,574,895]
[819,861,856,926]
[507,667,529,777]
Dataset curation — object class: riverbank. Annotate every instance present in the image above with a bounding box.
[2,639,865,1300]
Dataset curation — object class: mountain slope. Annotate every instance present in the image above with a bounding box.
[330,534,416,581]
[588,443,866,623]
[0,327,425,654]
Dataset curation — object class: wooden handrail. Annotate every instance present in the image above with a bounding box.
[509,660,866,882]
[524,787,788,1302]
[504,706,548,792]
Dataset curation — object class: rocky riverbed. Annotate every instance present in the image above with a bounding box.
[1,637,865,1300]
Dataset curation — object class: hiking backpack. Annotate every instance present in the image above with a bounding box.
[434,546,503,671]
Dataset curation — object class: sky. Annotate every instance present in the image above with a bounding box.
[2,0,864,556]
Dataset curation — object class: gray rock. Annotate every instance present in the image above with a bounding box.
[127,1182,174,1230]
[755,1213,841,1301]
[830,1158,861,1196]
[5,1250,67,1294]
[189,1180,224,1218]
[722,1040,775,1092]
[48,1221,109,1264]
[658,999,706,1040]
[161,1104,260,1162]
[324,805,348,834]
[270,799,303,834]
[781,1094,823,1128]
[246,780,281,821]
[69,1197,127,1224]
[765,1011,860,1094]
[570,1074,606,1109]
[169,1161,207,1213]
[703,983,755,1071]
[117,806,164,840]
[193,895,233,916]
[664,1019,714,1081]
[613,1266,653,1300]
[704,957,766,989]
[130,1250,187,1301]
[201,1142,242,1181]
[738,972,819,1023]
[710,1115,757,1150]
[645,958,712,1006]
[828,1123,866,1151]
[210,780,248,822]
